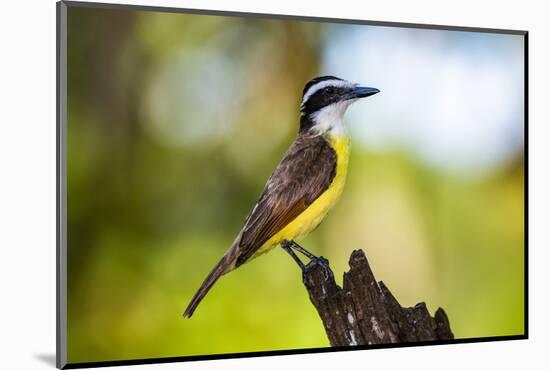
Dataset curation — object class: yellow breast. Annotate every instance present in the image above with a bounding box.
[254,134,350,257]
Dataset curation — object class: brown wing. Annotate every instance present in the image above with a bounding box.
[234,133,337,267]
[183,133,337,318]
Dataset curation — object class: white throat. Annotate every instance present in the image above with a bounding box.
[310,99,356,137]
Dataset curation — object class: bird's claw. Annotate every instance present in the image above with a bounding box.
[303,256,333,281]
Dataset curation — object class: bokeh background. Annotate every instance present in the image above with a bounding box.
[66,5,525,364]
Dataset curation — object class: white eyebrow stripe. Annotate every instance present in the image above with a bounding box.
[301,79,352,107]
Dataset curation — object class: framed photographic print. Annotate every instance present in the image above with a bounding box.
[57,1,527,368]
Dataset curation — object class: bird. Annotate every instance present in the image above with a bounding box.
[183,76,379,318]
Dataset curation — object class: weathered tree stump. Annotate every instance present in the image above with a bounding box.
[302,249,453,346]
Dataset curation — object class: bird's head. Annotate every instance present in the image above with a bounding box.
[300,76,379,135]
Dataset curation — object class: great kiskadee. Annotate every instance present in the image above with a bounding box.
[183,76,379,318]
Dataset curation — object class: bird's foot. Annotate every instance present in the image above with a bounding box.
[303,256,333,282]
[282,240,333,281]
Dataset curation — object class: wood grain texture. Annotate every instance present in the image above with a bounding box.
[302,250,454,346]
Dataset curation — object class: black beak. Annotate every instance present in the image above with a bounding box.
[349,86,380,99]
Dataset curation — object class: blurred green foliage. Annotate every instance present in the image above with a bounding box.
[66,6,524,364]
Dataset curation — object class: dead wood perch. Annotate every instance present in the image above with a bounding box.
[302,249,454,346]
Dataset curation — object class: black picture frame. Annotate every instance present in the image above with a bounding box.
[57,1,528,368]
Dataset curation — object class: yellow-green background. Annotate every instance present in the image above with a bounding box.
[66,6,525,364]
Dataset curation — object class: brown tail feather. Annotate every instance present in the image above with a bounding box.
[183,254,231,318]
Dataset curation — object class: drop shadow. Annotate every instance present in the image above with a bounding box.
[34,353,57,367]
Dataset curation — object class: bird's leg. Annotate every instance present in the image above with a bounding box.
[282,242,305,269]
[282,240,333,281]
[285,240,318,260]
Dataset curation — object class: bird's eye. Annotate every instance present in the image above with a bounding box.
[325,87,335,95]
